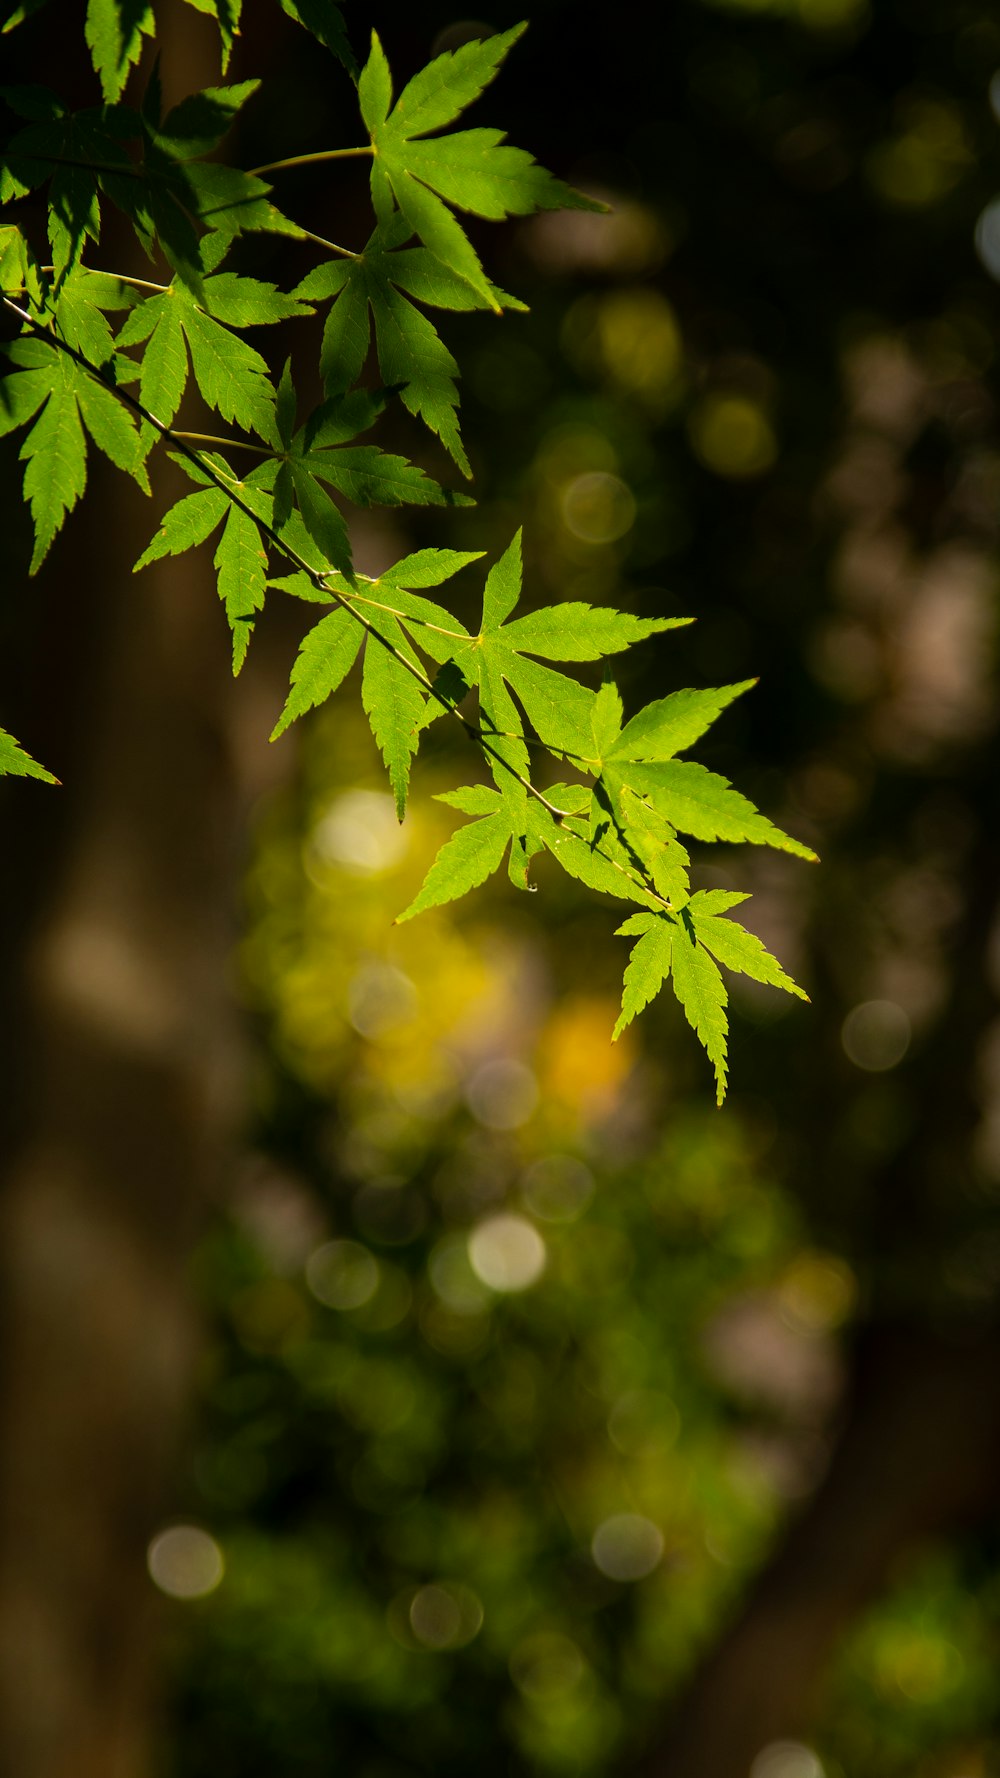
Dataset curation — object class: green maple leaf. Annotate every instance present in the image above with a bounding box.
[85,0,155,103]
[295,225,525,474]
[0,222,44,307]
[607,680,757,763]
[45,266,142,370]
[612,891,808,1101]
[176,0,243,72]
[622,759,818,859]
[2,0,50,31]
[116,271,307,439]
[396,530,674,791]
[269,606,364,739]
[585,674,816,869]
[251,368,464,582]
[1,99,135,280]
[0,334,148,571]
[612,911,673,1040]
[357,25,603,307]
[0,725,57,783]
[613,908,730,1103]
[272,547,484,814]
[2,81,300,298]
[397,778,561,921]
[686,888,809,1001]
[133,468,269,672]
[139,80,305,265]
[277,0,355,74]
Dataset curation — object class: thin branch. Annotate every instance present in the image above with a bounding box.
[1,297,671,912]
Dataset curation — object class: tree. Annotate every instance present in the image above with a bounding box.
[0,2,815,1773]
[0,0,815,1093]
[6,3,998,1777]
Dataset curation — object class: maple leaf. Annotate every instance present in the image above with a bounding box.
[686,889,809,1001]
[295,223,525,474]
[612,907,729,1102]
[277,0,355,74]
[116,272,308,441]
[0,222,44,307]
[133,459,269,672]
[396,778,565,921]
[393,530,676,790]
[0,334,148,571]
[612,892,808,1102]
[1,80,302,297]
[0,725,57,782]
[272,547,483,815]
[357,25,603,307]
[585,674,816,870]
[46,266,142,370]
[1,95,135,280]
[85,0,155,104]
[251,369,464,583]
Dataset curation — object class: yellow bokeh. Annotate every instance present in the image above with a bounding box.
[867,101,971,209]
[689,394,778,479]
[597,289,683,409]
[537,995,635,1124]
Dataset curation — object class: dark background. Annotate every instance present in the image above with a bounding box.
[2,2,1000,1775]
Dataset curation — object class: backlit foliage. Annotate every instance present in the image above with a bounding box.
[0,0,814,1094]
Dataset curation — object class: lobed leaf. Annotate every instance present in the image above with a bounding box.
[0,725,57,782]
[396,807,512,921]
[271,607,364,739]
[612,913,672,1040]
[85,0,155,103]
[669,914,730,1104]
[213,503,268,672]
[359,27,603,307]
[610,680,756,763]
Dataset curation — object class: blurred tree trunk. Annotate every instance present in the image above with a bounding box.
[0,9,264,1771]
[0,451,246,1778]
[637,1321,1000,1778]
[637,812,1000,1778]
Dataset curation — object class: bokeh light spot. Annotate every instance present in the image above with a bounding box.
[750,1744,824,1778]
[778,1250,857,1331]
[841,1000,911,1072]
[974,199,1000,281]
[305,1239,379,1310]
[348,962,418,1040]
[591,1513,664,1581]
[560,471,636,543]
[429,1235,492,1314]
[690,395,777,479]
[521,1153,595,1222]
[468,1214,547,1293]
[408,1582,484,1650]
[147,1525,224,1600]
[607,1389,681,1456]
[310,790,408,875]
[596,289,682,406]
[466,1058,539,1130]
[509,1630,586,1697]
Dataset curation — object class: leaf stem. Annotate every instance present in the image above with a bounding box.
[289,227,359,259]
[171,430,274,458]
[247,146,374,177]
[43,266,170,293]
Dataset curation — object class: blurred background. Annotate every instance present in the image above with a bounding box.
[3,0,1000,1775]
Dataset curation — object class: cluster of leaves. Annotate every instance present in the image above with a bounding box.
[0,0,815,1097]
